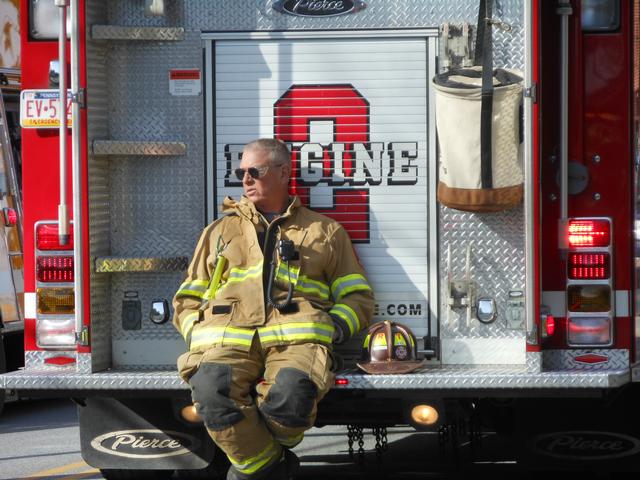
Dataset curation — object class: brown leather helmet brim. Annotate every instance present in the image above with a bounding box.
[356,360,425,375]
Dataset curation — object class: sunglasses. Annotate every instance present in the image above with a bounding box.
[234,163,284,181]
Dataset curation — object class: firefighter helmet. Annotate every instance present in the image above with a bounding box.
[356,320,425,374]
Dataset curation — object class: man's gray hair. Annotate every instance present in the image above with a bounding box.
[244,138,291,167]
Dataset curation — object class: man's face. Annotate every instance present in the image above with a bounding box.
[239,147,289,211]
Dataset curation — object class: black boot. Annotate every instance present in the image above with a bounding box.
[227,450,300,480]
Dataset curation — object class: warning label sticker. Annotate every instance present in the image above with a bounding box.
[169,69,201,96]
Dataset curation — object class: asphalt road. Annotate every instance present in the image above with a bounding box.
[0,397,614,480]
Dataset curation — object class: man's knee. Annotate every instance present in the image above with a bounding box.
[190,363,244,430]
[260,368,318,428]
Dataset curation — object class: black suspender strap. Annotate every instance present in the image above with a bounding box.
[478,0,494,189]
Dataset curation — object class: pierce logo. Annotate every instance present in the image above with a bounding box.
[91,429,200,459]
[533,431,640,460]
[274,0,366,17]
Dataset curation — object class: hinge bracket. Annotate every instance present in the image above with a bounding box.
[524,83,537,103]
[70,88,86,109]
[76,325,90,346]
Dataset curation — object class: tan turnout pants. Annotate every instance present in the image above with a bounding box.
[182,333,334,477]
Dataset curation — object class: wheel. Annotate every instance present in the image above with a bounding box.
[99,469,174,480]
[0,335,6,417]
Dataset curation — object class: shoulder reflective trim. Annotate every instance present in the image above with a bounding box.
[176,279,209,299]
[331,274,372,302]
[211,261,263,298]
[258,322,334,346]
[180,311,199,339]
[190,326,254,350]
[330,303,360,336]
[228,440,280,475]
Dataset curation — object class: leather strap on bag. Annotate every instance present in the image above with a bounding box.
[475,0,494,189]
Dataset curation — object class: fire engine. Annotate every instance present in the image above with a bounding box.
[3,0,640,476]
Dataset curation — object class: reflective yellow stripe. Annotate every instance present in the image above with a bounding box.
[275,264,330,300]
[176,279,209,299]
[228,440,280,474]
[258,322,334,346]
[180,311,199,340]
[296,274,330,300]
[190,326,254,350]
[331,273,371,302]
[330,303,360,336]
[212,261,263,297]
[275,263,300,284]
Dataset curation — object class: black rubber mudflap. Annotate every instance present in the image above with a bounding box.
[79,396,216,471]
[515,391,640,473]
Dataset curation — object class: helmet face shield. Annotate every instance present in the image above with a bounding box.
[357,320,425,375]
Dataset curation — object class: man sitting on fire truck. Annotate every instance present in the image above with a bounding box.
[172,138,375,479]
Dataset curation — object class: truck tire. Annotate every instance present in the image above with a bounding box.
[0,335,6,417]
[99,469,174,480]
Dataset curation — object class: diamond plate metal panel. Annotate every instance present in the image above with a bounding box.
[1,366,630,391]
[542,349,629,371]
[109,273,184,344]
[526,351,541,373]
[87,1,112,373]
[94,256,188,273]
[107,1,523,67]
[76,353,92,374]
[336,366,630,389]
[92,140,187,156]
[0,369,187,390]
[107,31,204,259]
[91,25,185,42]
[440,208,526,340]
[25,350,78,370]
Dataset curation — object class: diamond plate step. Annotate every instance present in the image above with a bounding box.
[0,365,630,391]
[95,256,189,273]
[91,25,185,41]
[92,140,187,157]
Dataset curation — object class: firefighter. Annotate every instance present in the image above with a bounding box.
[173,138,375,480]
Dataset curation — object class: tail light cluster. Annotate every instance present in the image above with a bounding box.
[35,222,76,349]
[565,218,613,346]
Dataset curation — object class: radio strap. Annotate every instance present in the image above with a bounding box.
[475,0,494,189]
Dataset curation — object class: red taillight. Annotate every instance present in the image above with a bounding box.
[567,219,610,247]
[568,253,609,280]
[335,378,349,386]
[36,223,74,251]
[3,207,16,226]
[36,256,74,283]
[545,315,555,337]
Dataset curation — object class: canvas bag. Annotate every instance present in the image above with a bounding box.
[433,0,524,212]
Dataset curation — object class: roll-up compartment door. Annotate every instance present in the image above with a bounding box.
[207,35,436,341]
